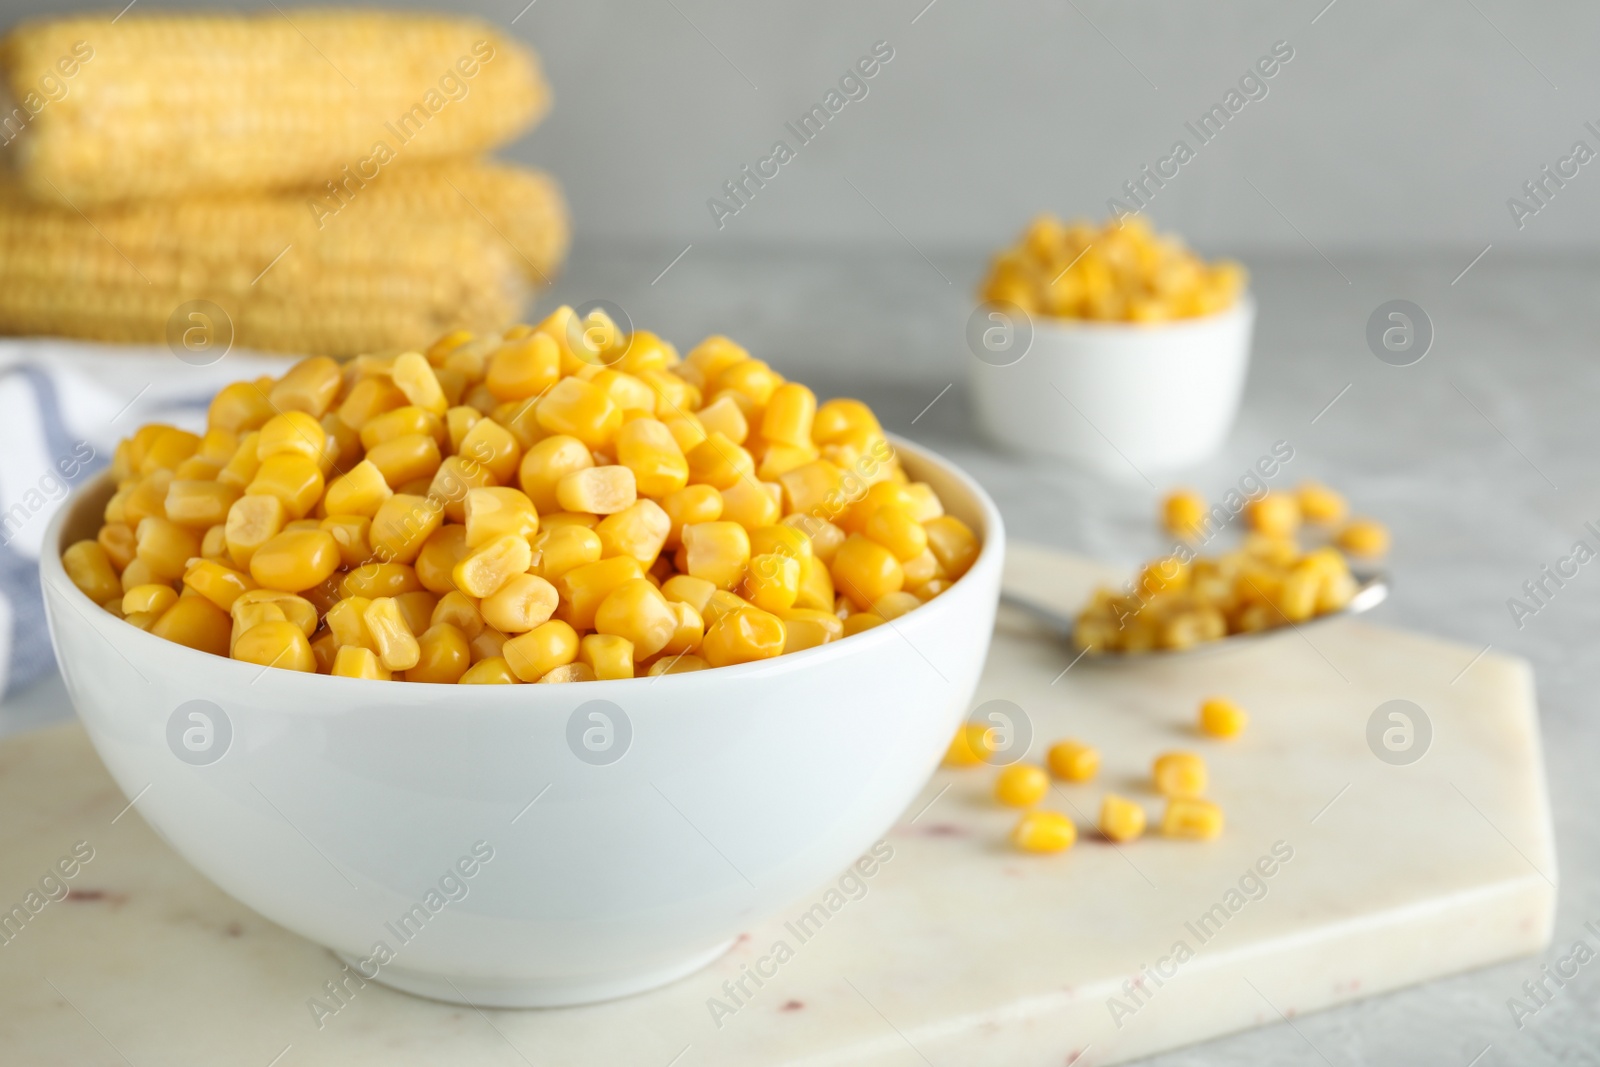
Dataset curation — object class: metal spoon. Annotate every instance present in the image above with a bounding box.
[999,572,1391,660]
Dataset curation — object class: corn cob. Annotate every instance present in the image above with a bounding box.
[0,10,550,206]
[0,161,569,357]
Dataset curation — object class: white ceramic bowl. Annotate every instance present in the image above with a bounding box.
[40,437,1003,1008]
[968,296,1255,476]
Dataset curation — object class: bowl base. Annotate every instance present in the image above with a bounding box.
[337,937,736,1009]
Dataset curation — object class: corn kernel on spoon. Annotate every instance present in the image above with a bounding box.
[999,571,1390,659]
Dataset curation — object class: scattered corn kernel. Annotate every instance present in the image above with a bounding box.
[995,763,1049,807]
[1338,518,1390,557]
[1099,794,1147,843]
[1161,797,1224,840]
[943,722,993,767]
[1046,740,1100,782]
[1199,697,1248,739]
[1011,810,1077,854]
[1152,752,1207,798]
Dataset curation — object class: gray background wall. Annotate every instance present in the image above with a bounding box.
[3,0,1596,256]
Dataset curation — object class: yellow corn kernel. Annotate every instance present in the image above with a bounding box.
[742,553,800,614]
[318,515,370,569]
[793,554,835,612]
[943,722,993,767]
[119,558,160,594]
[788,515,846,563]
[504,619,581,681]
[683,521,751,590]
[1161,797,1224,840]
[248,528,340,593]
[333,645,391,680]
[391,351,448,415]
[446,405,482,454]
[695,395,749,445]
[370,494,444,566]
[233,619,316,673]
[535,377,621,449]
[580,633,636,680]
[812,398,880,445]
[701,607,786,667]
[685,432,755,490]
[1153,752,1208,798]
[718,359,782,407]
[663,412,708,454]
[644,653,707,676]
[257,411,327,463]
[134,517,201,582]
[485,333,562,402]
[431,589,485,637]
[594,579,678,660]
[661,599,705,654]
[232,589,316,638]
[615,417,690,497]
[321,460,391,519]
[1338,518,1390,557]
[464,487,540,549]
[122,470,173,526]
[63,540,122,604]
[777,607,842,653]
[873,591,922,620]
[406,623,472,684]
[864,505,928,564]
[595,500,670,564]
[760,382,817,447]
[200,523,229,562]
[393,590,438,636]
[901,549,941,588]
[337,375,407,433]
[700,590,755,629]
[531,524,603,582]
[424,456,493,524]
[995,763,1049,807]
[841,612,885,636]
[1296,481,1348,525]
[468,625,507,662]
[1011,810,1076,854]
[638,366,694,415]
[453,533,534,599]
[770,459,839,517]
[96,522,137,571]
[150,596,231,656]
[164,480,240,529]
[183,558,257,611]
[269,356,341,418]
[481,573,558,633]
[517,435,594,514]
[661,574,717,616]
[831,534,904,611]
[1245,493,1300,537]
[208,380,276,435]
[1199,697,1249,738]
[230,601,287,652]
[406,524,464,594]
[923,516,979,580]
[1099,795,1147,843]
[662,484,723,547]
[536,662,597,684]
[556,556,645,630]
[457,417,521,484]
[123,583,178,616]
[366,433,442,489]
[360,406,443,451]
[137,427,201,475]
[1046,740,1099,782]
[460,656,518,684]
[325,597,376,651]
[556,466,636,515]
[718,479,781,531]
[364,597,421,671]
[246,454,324,519]
[1162,488,1207,538]
[619,330,677,375]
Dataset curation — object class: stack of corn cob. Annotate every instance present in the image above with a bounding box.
[0,10,569,357]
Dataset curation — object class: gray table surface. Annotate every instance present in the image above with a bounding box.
[6,242,1595,1064]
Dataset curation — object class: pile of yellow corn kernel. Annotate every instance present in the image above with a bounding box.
[944,696,1245,854]
[59,310,982,682]
[1074,482,1389,655]
[977,215,1246,322]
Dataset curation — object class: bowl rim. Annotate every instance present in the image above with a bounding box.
[1004,290,1254,337]
[41,432,1006,697]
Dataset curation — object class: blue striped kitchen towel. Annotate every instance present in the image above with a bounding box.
[0,338,289,697]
